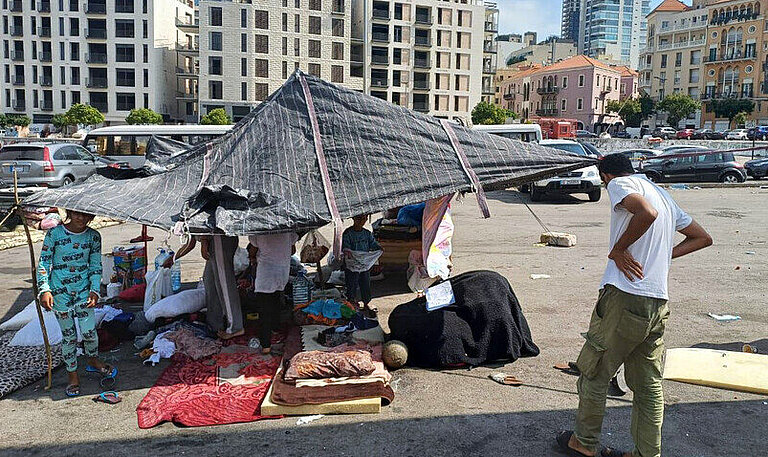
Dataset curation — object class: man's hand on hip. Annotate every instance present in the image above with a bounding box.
[609,247,644,281]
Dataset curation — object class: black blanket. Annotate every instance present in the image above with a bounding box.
[388,270,540,367]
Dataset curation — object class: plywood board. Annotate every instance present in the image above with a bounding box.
[663,348,768,395]
[261,363,381,416]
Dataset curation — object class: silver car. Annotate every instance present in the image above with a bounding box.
[0,142,102,187]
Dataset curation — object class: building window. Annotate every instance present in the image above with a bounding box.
[255,58,268,77]
[308,39,321,58]
[578,74,584,87]
[115,19,135,38]
[577,98,583,110]
[69,17,79,36]
[295,14,300,33]
[661,54,667,68]
[331,65,343,83]
[282,13,288,32]
[115,68,135,86]
[209,56,222,75]
[294,38,300,56]
[142,0,146,13]
[241,9,247,28]
[71,67,80,85]
[115,44,134,62]
[241,81,248,101]
[69,0,77,11]
[209,81,222,99]
[561,99,566,111]
[675,52,682,67]
[255,35,268,53]
[332,42,343,60]
[115,0,133,13]
[562,76,568,89]
[241,57,247,77]
[295,0,300,8]
[393,47,401,65]
[282,60,288,79]
[282,37,288,55]
[71,90,80,104]
[332,18,343,37]
[143,68,148,87]
[116,92,135,111]
[210,7,222,26]
[255,10,268,29]
[255,83,268,101]
[308,63,320,76]
[142,44,148,63]
[210,32,222,51]
[309,0,320,10]
[60,90,66,109]
[241,33,247,52]
[309,16,321,35]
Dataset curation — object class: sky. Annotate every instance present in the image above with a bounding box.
[498,0,671,39]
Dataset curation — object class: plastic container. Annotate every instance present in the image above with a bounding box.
[106,282,122,298]
[292,271,312,306]
[154,249,173,271]
[170,260,182,293]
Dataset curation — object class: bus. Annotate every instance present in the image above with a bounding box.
[472,123,543,143]
[82,125,233,167]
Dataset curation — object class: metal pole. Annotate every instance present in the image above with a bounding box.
[13,170,53,390]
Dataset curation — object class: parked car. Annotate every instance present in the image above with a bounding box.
[612,130,631,139]
[625,127,648,139]
[0,143,104,187]
[656,145,712,156]
[579,141,603,158]
[533,140,602,202]
[727,129,749,140]
[575,130,597,138]
[642,151,747,183]
[676,128,695,139]
[652,127,677,139]
[691,128,726,140]
[745,157,768,179]
[747,125,768,141]
[620,149,658,169]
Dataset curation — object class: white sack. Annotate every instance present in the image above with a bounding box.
[145,288,206,323]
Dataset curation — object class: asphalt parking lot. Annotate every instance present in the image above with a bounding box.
[0,186,766,457]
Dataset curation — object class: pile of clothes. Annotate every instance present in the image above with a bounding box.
[137,320,222,366]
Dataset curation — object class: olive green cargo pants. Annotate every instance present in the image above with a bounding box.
[574,285,670,457]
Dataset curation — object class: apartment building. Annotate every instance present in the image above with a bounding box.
[506,39,577,67]
[578,0,651,67]
[1,0,194,124]
[498,55,634,132]
[561,0,580,42]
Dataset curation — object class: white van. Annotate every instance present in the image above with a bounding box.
[472,124,543,143]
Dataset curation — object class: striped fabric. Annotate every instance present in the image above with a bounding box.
[26,70,595,235]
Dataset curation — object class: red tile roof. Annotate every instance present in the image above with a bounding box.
[650,0,690,15]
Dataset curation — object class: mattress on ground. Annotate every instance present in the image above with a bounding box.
[0,331,63,399]
[663,347,768,395]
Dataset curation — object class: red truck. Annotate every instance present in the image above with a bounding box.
[535,118,579,140]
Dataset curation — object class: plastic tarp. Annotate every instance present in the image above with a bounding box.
[25,70,596,235]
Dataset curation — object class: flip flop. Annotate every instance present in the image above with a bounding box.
[65,384,80,397]
[86,364,118,379]
[555,431,595,457]
[601,448,628,457]
[489,373,524,386]
[92,391,121,405]
[554,362,581,376]
[217,329,245,340]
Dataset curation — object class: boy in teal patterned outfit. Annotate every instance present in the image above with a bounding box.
[38,210,116,397]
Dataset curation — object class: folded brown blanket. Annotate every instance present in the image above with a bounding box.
[284,350,375,382]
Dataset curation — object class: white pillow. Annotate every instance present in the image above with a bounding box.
[0,301,37,332]
[145,288,206,323]
[9,311,63,346]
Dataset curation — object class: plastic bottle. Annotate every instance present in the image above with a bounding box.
[292,271,311,306]
[154,249,173,270]
[170,260,182,293]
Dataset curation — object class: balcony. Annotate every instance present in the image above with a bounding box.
[413,80,430,90]
[10,26,23,37]
[85,2,107,14]
[12,75,24,85]
[176,66,198,76]
[37,1,51,12]
[86,28,108,39]
[414,36,431,47]
[41,100,53,111]
[86,77,108,88]
[175,18,199,31]
[600,86,613,95]
[40,76,53,86]
[704,50,756,63]
[39,51,52,62]
[370,77,388,88]
[483,42,497,53]
[482,85,493,95]
[483,64,495,74]
[709,12,760,26]
[415,14,432,25]
[10,0,22,12]
[503,92,515,101]
[10,51,24,61]
[371,32,389,43]
[485,21,498,32]
[175,91,198,100]
[413,102,429,112]
[536,108,559,116]
[39,27,51,37]
[537,86,560,95]
[372,9,390,20]
[371,54,388,65]
[86,52,108,63]
[414,58,430,68]
[12,100,26,111]
[177,43,199,53]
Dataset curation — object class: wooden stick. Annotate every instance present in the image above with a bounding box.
[13,171,53,390]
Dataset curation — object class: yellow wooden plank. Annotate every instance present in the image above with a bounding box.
[663,348,768,395]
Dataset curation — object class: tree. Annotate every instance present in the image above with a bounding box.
[51,113,70,131]
[638,93,656,121]
[657,94,700,127]
[9,115,30,127]
[200,108,232,125]
[733,111,749,128]
[471,101,516,125]
[0,114,8,128]
[126,108,163,125]
[710,98,756,128]
[64,103,104,126]
[606,98,643,127]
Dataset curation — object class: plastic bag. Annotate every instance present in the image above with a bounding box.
[345,250,383,273]
[144,268,170,311]
[233,247,250,275]
[300,230,330,263]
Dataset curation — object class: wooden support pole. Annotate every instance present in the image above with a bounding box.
[13,171,53,390]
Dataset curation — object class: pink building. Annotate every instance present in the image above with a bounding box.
[499,55,639,133]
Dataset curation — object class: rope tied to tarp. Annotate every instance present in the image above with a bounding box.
[299,74,344,258]
[439,120,491,219]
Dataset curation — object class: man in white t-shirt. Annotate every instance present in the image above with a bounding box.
[558,154,712,457]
